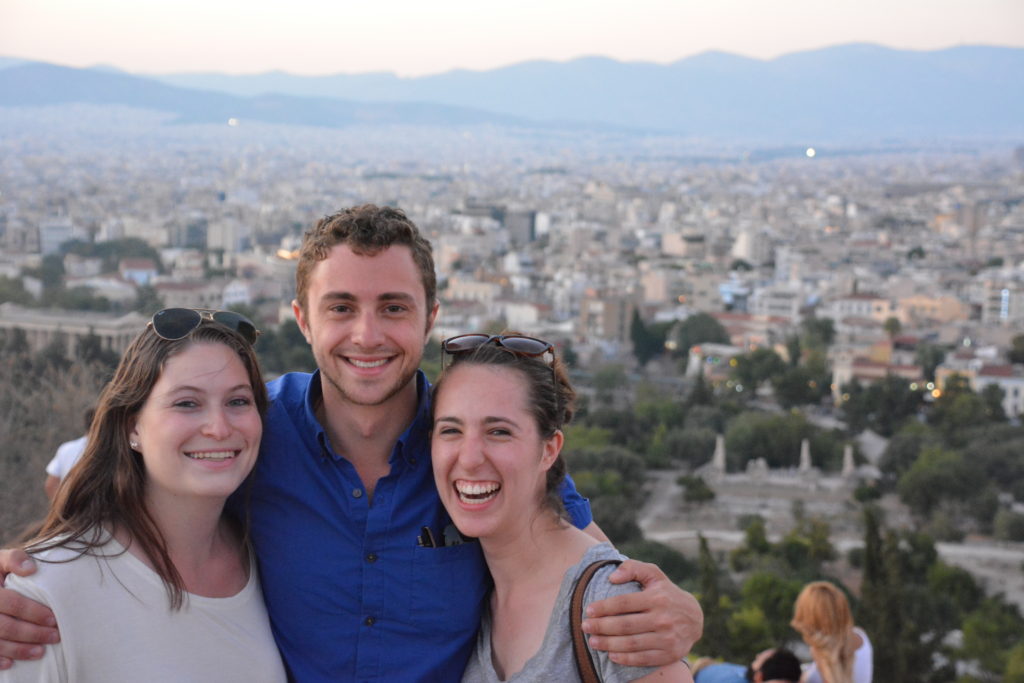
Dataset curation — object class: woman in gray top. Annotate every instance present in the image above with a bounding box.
[432,334,692,682]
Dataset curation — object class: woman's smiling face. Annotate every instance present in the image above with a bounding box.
[431,363,562,542]
[129,341,262,508]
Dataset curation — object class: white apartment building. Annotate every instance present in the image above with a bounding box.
[822,293,897,323]
[973,365,1024,419]
[749,284,803,322]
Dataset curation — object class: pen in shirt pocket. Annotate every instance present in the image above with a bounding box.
[417,526,437,548]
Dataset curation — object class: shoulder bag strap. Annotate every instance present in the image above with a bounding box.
[570,558,623,683]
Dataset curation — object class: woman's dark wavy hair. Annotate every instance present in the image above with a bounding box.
[431,335,576,519]
[26,322,268,610]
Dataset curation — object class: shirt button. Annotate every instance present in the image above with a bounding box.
[366,553,378,563]
[408,457,417,465]
[352,488,363,498]
[364,616,376,626]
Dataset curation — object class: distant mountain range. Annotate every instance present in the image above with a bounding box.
[2,44,1022,142]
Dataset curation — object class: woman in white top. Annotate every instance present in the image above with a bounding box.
[791,581,873,683]
[431,333,692,682]
[3,308,286,683]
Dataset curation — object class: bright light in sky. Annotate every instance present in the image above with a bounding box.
[3,0,1023,77]
[806,148,817,158]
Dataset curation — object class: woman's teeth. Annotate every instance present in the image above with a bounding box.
[185,451,236,461]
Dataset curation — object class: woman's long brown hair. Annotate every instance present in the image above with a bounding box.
[27,323,268,609]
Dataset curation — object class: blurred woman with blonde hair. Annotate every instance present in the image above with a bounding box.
[790,581,873,683]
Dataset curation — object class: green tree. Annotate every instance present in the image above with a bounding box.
[858,512,947,682]
[979,384,1008,423]
[661,427,716,467]
[878,422,938,488]
[961,599,1024,678]
[132,284,164,315]
[617,539,696,584]
[725,411,843,471]
[739,572,803,644]
[64,237,162,274]
[678,475,715,504]
[772,365,817,408]
[931,385,993,445]
[629,310,665,367]
[562,424,612,451]
[1010,334,1024,365]
[726,606,773,661]
[731,348,785,396]
[0,276,33,305]
[671,313,730,358]
[842,375,922,437]
[592,364,627,406]
[993,509,1024,541]
[1006,642,1024,683]
[697,534,729,658]
[859,506,905,679]
[686,372,715,407]
[784,334,802,367]
[75,331,120,373]
[883,316,902,338]
[897,447,983,519]
[926,562,983,633]
[564,446,646,544]
[256,319,316,375]
[801,316,836,350]
[915,343,946,382]
[0,328,30,356]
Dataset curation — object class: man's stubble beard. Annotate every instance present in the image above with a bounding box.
[319,358,420,408]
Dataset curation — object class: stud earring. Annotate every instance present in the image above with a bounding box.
[130,441,139,449]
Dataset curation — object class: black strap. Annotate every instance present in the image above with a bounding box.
[570,558,622,683]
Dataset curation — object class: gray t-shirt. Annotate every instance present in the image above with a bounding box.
[462,543,656,682]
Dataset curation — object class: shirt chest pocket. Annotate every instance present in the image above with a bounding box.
[409,541,489,637]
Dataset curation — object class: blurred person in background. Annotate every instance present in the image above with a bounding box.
[791,582,872,683]
[692,647,801,683]
[43,407,95,501]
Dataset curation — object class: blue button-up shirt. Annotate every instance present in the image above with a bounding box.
[243,370,592,682]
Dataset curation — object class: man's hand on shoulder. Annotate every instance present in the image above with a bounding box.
[0,548,59,670]
[581,559,702,668]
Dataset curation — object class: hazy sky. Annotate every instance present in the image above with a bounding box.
[4,0,1023,77]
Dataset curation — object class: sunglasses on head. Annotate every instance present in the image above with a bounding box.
[149,308,260,346]
[440,333,554,369]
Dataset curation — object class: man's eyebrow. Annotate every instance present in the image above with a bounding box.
[319,292,417,303]
[378,292,417,303]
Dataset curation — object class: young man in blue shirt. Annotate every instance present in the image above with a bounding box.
[0,205,702,680]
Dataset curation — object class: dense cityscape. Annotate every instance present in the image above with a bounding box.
[2,107,1024,680]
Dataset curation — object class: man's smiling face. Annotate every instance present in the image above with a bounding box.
[294,243,437,408]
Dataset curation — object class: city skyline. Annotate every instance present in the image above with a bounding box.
[3,0,1023,77]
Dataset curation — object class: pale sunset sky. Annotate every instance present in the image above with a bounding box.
[3,0,1023,77]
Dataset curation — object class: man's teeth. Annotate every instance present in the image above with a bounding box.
[456,481,500,503]
[350,358,388,368]
[185,451,236,461]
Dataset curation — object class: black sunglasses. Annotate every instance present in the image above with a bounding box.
[149,308,260,346]
[440,333,554,369]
